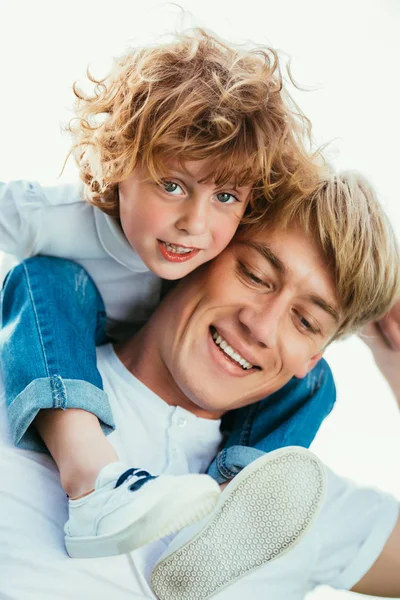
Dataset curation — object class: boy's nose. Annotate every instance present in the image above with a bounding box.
[175,196,210,237]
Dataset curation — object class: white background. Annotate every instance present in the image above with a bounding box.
[1,1,399,598]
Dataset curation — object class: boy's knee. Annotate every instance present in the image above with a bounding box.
[308,358,336,412]
[4,256,81,287]
[317,358,334,389]
[23,256,85,281]
[3,257,104,312]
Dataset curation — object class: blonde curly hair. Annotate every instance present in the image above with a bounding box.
[68,28,320,218]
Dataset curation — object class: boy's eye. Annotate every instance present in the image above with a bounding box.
[162,181,183,195]
[216,192,238,204]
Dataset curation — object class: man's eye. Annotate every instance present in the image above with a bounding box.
[238,262,263,285]
[300,316,312,330]
[295,311,319,334]
[216,192,238,204]
[247,271,263,285]
[162,181,183,195]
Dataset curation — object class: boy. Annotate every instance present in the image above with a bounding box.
[0,28,325,558]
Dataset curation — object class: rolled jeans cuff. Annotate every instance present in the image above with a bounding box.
[8,377,115,453]
[207,445,266,484]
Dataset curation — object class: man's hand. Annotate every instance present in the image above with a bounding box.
[351,300,400,597]
[376,300,400,351]
[359,299,400,404]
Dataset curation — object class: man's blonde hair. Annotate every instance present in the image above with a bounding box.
[243,171,400,338]
[68,28,320,217]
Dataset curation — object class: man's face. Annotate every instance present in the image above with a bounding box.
[118,159,251,280]
[157,223,341,417]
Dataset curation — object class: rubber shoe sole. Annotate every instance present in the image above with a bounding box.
[151,447,325,600]
[65,475,220,558]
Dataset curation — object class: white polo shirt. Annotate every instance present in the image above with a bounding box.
[0,344,398,600]
[0,180,162,329]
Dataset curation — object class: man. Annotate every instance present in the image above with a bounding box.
[0,172,400,600]
[151,303,400,600]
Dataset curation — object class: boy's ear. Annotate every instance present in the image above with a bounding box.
[294,352,324,379]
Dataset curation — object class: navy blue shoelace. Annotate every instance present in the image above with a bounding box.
[115,468,157,492]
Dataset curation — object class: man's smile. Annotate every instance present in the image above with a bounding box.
[209,325,261,374]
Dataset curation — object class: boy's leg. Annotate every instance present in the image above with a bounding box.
[0,256,220,557]
[35,408,119,497]
[0,256,118,496]
[207,359,335,483]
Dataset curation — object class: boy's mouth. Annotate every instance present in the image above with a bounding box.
[158,240,201,262]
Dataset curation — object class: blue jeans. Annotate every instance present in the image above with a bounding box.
[0,257,336,481]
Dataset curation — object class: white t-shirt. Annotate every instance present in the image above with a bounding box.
[0,180,161,328]
[0,344,398,600]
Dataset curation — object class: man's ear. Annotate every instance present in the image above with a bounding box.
[294,352,324,379]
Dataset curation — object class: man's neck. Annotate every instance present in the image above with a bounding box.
[113,326,221,420]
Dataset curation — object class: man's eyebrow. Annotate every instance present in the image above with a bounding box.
[237,241,286,275]
[307,294,340,323]
[238,240,341,323]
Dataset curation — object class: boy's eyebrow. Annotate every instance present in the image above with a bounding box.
[165,165,247,191]
[238,240,340,323]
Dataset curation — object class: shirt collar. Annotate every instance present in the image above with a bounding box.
[93,206,149,273]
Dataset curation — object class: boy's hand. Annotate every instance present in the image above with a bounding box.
[359,299,400,403]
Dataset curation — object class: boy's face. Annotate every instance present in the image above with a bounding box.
[118,159,252,279]
[152,222,341,417]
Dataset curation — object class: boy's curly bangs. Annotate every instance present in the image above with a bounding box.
[69,28,319,216]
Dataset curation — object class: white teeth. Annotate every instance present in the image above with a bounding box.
[211,329,254,370]
[163,242,193,254]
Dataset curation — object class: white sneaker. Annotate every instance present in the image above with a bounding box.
[65,462,221,559]
[151,447,326,600]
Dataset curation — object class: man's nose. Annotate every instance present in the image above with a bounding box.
[238,298,284,348]
[175,195,210,237]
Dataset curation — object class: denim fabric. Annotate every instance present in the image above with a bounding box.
[207,358,335,482]
[0,257,335,474]
[0,257,115,452]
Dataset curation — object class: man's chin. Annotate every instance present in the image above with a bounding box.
[183,391,253,419]
[179,384,227,419]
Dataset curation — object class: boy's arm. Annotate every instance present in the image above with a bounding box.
[0,180,41,258]
[350,300,400,596]
[0,180,85,260]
